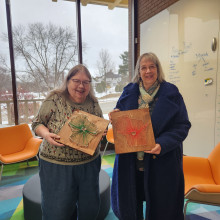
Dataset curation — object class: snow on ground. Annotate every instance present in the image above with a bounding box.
[98,96,120,103]
[0,90,121,125]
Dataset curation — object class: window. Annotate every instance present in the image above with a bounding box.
[10,0,78,124]
[81,3,128,119]
[0,0,128,125]
[0,0,14,126]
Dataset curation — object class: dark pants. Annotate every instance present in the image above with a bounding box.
[39,156,101,220]
[136,170,145,220]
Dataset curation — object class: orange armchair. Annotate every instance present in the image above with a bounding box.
[0,124,42,181]
[183,142,220,217]
[102,127,114,157]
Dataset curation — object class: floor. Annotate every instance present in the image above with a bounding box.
[0,153,220,220]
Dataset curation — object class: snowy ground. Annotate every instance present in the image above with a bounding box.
[0,90,121,125]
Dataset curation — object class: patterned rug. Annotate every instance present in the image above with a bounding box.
[0,154,220,220]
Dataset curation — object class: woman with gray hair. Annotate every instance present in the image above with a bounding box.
[110,52,191,220]
[32,64,104,220]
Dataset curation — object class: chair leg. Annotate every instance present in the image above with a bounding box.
[102,142,109,158]
[0,164,4,181]
[184,199,191,219]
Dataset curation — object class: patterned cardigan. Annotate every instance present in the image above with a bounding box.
[32,93,103,165]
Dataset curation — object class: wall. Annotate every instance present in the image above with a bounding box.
[140,0,220,157]
[128,0,178,77]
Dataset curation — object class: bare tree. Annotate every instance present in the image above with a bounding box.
[0,71,11,93]
[3,22,79,92]
[0,55,10,73]
[96,49,115,80]
[96,49,115,93]
[0,55,11,93]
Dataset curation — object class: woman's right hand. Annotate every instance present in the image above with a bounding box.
[108,108,120,123]
[44,132,65,147]
[35,125,64,147]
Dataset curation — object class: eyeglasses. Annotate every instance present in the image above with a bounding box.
[140,65,157,72]
[71,79,91,87]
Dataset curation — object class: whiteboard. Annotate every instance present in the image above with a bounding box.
[140,0,220,157]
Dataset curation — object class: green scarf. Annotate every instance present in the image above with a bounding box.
[137,80,160,160]
[138,80,160,109]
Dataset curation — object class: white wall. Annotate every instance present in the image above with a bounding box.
[140,0,220,157]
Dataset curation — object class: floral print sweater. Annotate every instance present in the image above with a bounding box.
[32,93,103,165]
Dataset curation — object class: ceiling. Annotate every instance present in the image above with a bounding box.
[52,0,128,10]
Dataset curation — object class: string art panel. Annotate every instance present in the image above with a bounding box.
[57,110,109,155]
[111,108,155,154]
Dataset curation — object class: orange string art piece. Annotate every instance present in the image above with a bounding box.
[116,116,148,147]
[111,108,155,154]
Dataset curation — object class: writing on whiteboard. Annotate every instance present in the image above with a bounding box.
[168,41,214,84]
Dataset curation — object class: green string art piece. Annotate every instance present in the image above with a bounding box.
[68,114,100,147]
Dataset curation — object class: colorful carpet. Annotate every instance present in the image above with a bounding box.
[0,155,116,220]
[0,154,220,220]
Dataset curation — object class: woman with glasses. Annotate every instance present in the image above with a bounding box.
[109,52,191,220]
[32,64,104,220]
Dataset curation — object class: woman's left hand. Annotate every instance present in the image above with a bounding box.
[144,143,161,155]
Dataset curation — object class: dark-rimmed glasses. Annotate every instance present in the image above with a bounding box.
[71,79,91,87]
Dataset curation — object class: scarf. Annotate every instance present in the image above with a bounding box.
[137,80,160,161]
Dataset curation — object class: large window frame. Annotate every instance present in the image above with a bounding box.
[4,0,131,125]
[4,0,84,125]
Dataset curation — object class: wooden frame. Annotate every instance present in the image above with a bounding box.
[111,108,155,154]
[57,110,109,155]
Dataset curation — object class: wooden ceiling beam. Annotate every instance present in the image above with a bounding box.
[108,0,122,10]
[55,0,128,9]
[81,0,90,6]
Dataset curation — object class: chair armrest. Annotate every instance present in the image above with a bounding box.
[192,184,220,193]
[25,137,42,155]
[183,156,212,178]
[183,156,215,194]
[0,137,42,164]
[106,128,114,144]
